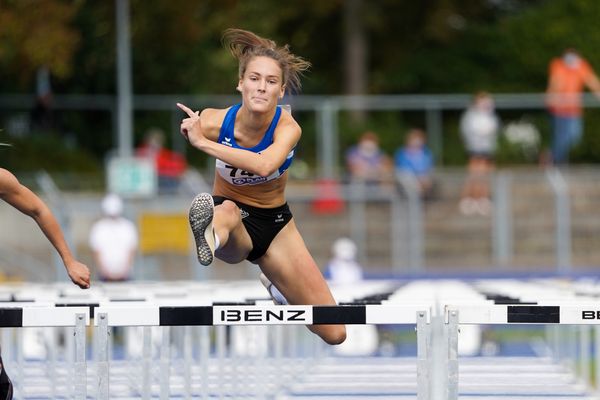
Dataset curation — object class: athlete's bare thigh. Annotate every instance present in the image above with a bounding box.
[213,200,253,264]
[257,220,346,345]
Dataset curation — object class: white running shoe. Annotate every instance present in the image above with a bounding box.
[189,193,216,266]
[259,273,288,305]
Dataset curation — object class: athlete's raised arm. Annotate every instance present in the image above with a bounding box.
[178,102,299,177]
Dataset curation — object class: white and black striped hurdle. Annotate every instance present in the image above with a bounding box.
[443,301,600,400]
[0,304,89,400]
[0,280,419,399]
[371,279,600,400]
[0,288,429,400]
[3,278,600,399]
[92,303,430,400]
[93,303,426,326]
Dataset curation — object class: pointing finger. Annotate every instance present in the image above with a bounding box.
[176,103,196,117]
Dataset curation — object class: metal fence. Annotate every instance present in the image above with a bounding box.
[2,92,600,176]
[0,164,595,286]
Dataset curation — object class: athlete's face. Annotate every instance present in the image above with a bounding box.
[237,56,285,113]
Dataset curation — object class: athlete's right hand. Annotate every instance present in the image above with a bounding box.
[177,103,200,141]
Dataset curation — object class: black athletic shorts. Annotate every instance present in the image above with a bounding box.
[213,196,293,262]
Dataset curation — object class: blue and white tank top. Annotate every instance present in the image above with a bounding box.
[215,104,294,186]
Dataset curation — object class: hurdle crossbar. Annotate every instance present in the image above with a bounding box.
[94,304,429,326]
[0,305,90,327]
[446,304,600,325]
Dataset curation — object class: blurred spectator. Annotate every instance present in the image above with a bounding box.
[459,92,499,216]
[136,128,187,193]
[324,237,363,284]
[30,66,56,133]
[546,48,600,164]
[502,119,541,163]
[394,128,435,199]
[89,194,138,282]
[345,131,392,184]
[311,178,345,215]
[324,238,378,356]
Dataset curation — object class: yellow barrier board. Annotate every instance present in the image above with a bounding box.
[139,213,190,254]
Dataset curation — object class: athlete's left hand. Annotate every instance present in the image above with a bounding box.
[177,103,200,141]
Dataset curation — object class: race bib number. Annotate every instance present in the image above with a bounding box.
[221,163,267,185]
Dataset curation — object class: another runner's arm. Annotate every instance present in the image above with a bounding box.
[0,168,91,289]
[0,169,74,260]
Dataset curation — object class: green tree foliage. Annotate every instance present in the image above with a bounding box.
[0,0,81,88]
[0,129,100,173]
[392,0,600,94]
[3,0,599,95]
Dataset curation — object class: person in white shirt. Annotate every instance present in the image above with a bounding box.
[326,237,364,285]
[459,92,500,216]
[325,238,378,356]
[89,194,138,282]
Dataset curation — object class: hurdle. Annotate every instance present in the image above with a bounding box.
[0,279,430,398]
[0,303,90,400]
[92,302,430,399]
[2,278,600,399]
[444,277,600,400]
